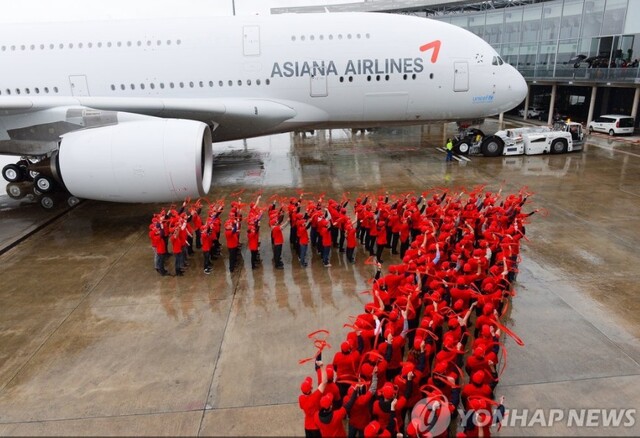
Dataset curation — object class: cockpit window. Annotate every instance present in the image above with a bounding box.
[492,56,504,66]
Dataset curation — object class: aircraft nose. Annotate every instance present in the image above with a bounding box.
[510,66,528,104]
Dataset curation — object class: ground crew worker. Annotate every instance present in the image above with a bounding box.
[445,138,454,162]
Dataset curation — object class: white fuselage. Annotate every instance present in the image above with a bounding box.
[0,13,527,143]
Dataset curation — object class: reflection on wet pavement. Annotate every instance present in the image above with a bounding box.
[0,119,639,435]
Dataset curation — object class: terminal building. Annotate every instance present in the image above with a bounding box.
[273,0,640,127]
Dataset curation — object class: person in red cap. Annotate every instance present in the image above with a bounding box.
[313,384,359,438]
[378,309,409,381]
[201,224,213,274]
[319,214,333,267]
[461,370,493,409]
[297,216,311,267]
[374,219,388,263]
[224,216,240,273]
[270,215,288,270]
[461,395,505,438]
[150,224,169,276]
[247,225,260,270]
[333,341,361,400]
[300,360,328,438]
[372,381,408,432]
[170,226,185,276]
[345,221,357,264]
[345,370,378,437]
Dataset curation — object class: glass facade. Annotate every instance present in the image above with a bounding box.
[435,0,640,84]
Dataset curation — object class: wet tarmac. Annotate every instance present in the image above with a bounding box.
[0,119,639,436]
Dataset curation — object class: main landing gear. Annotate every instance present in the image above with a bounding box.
[3,157,81,209]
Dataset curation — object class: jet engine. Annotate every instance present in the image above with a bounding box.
[56,119,213,202]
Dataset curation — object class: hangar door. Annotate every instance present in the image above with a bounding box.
[453,61,469,92]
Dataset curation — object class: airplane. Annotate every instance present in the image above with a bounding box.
[0,11,527,205]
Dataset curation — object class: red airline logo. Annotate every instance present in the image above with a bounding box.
[420,40,441,63]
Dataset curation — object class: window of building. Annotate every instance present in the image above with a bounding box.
[602,0,626,36]
[522,5,542,43]
[541,2,562,41]
[485,11,504,45]
[560,0,583,40]
[581,0,604,38]
[467,13,486,38]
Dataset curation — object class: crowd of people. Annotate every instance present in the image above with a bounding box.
[296,187,538,437]
[146,187,538,435]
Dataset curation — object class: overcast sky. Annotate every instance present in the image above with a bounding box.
[2,0,360,22]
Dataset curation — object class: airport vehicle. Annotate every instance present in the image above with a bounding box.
[518,107,542,118]
[588,115,635,136]
[0,11,527,206]
[453,121,585,156]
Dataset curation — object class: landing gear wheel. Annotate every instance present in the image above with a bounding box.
[480,136,504,157]
[551,139,567,154]
[67,196,80,207]
[6,182,27,199]
[2,164,22,183]
[34,175,54,193]
[453,139,471,155]
[40,195,55,210]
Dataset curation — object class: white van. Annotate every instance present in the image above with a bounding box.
[588,115,635,136]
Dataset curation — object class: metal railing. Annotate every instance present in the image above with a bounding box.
[518,66,640,84]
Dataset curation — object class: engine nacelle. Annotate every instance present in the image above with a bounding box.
[58,119,212,202]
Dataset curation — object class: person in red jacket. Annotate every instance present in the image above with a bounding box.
[314,389,358,438]
[247,225,260,269]
[150,226,168,276]
[297,217,311,267]
[299,360,328,438]
[224,217,240,273]
[345,370,378,437]
[378,310,408,381]
[170,226,185,276]
[333,341,361,399]
[320,216,333,267]
[375,220,388,263]
[372,382,407,431]
[201,225,212,274]
[345,221,357,264]
[270,217,287,269]
[461,370,493,409]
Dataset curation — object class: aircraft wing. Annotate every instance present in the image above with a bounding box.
[0,96,297,125]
